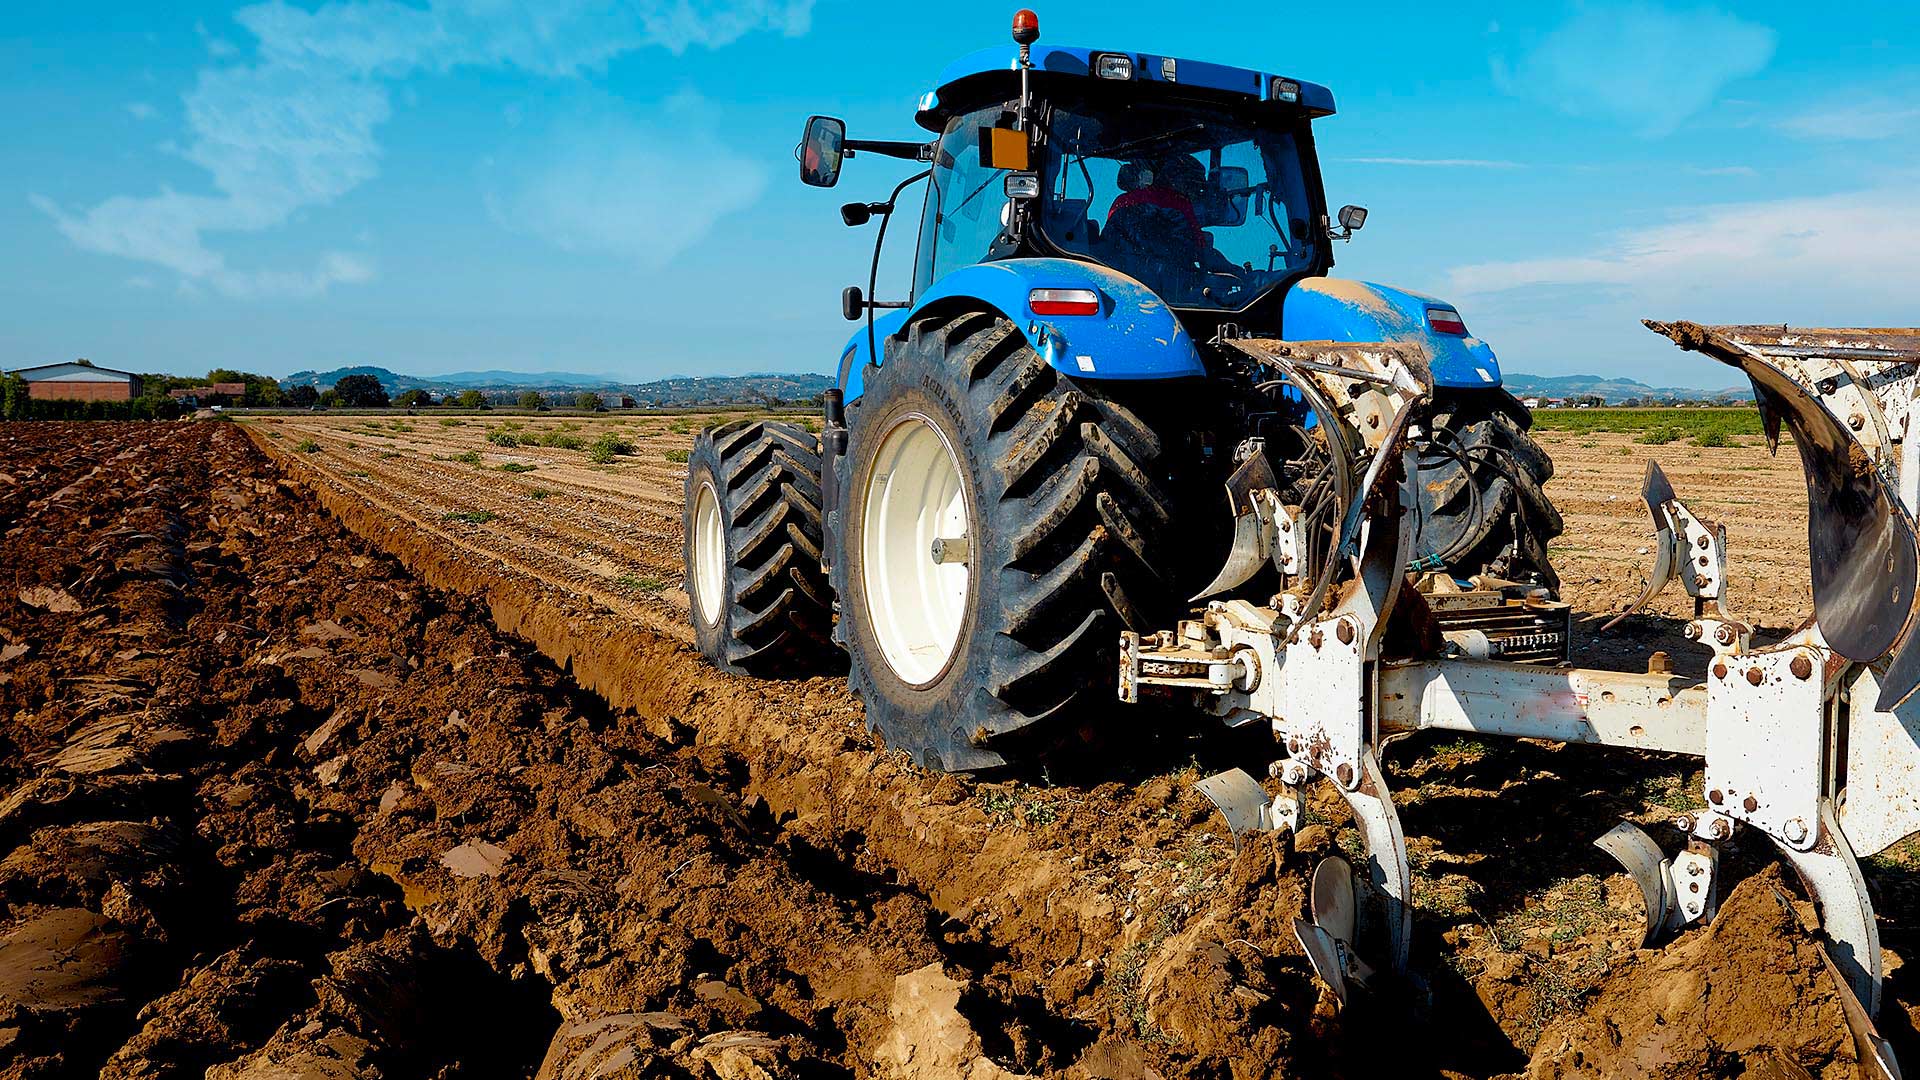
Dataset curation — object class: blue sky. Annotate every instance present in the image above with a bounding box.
[3,1,1916,386]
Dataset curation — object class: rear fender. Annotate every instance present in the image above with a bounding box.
[1283,278,1502,390]
[840,258,1204,405]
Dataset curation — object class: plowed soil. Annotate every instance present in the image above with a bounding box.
[0,417,1908,1079]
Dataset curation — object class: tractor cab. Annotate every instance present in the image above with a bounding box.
[910,47,1343,319]
[799,17,1362,338]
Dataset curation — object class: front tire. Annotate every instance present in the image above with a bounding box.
[834,311,1190,772]
[683,419,835,674]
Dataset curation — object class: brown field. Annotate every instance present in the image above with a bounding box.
[0,415,1903,1079]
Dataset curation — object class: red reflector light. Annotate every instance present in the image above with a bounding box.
[1030,288,1099,316]
[1427,307,1468,335]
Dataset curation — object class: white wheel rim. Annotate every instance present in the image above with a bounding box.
[861,414,970,686]
[692,480,725,626]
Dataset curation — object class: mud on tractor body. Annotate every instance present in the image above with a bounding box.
[683,12,1920,1072]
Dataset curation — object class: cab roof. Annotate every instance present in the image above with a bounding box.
[915,44,1337,132]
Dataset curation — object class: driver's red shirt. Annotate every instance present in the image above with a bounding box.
[1108,186,1203,245]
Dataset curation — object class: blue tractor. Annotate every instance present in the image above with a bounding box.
[684,10,1561,771]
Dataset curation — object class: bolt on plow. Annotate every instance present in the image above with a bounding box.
[1122,323,1920,1078]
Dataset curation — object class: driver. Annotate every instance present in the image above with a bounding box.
[1105,154,1241,285]
[1107,154,1208,248]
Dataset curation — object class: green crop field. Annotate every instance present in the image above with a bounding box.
[1528,406,1769,447]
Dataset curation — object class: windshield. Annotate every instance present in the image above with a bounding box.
[1041,98,1319,310]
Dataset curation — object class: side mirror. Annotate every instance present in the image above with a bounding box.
[1338,204,1368,232]
[841,286,865,322]
[1209,165,1250,227]
[799,116,847,188]
[840,202,873,227]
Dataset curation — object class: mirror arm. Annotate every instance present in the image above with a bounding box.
[845,139,935,163]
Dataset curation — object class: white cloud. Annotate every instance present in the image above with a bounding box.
[485,92,765,268]
[36,0,810,298]
[1440,186,1920,381]
[1492,4,1776,136]
[125,102,157,120]
[1778,97,1920,141]
[1340,157,1524,169]
[1446,187,1920,310]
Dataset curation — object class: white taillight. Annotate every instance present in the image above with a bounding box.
[1029,288,1100,316]
[1427,307,1468,335]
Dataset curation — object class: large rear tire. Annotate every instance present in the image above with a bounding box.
[833,311,1191,772]
[1412,392,1563,591]
[683,419,835,674]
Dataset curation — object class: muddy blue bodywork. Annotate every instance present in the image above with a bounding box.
[840,259,1204,404]
[1283,279,1503,390]
[840,266,1496,403]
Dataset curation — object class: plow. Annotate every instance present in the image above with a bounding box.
[683,9,1920,1069]
[1126,322,1920,1076]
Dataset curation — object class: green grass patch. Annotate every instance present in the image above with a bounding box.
[1635,425,1684,445]
[612,573,666,592]
[453,450,483,465]
[295,439,321,453]
[663,448,690,464]
[538,431,585,450]
[529,489,552,500]
[497,462,536,473]
[486,431,519,447]
[587,432,633,464]
[443,510,496,524]
[437,418,464,427]
[1532,407,1764,442]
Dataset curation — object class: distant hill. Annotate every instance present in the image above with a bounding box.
[281,366,834,405]
[1503,372,1752,403]
[283,365,628,391]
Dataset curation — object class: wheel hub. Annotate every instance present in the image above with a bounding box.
[861,415,970,686]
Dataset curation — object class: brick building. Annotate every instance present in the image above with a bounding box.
[9,362,143,402]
